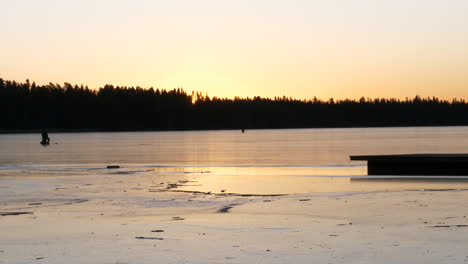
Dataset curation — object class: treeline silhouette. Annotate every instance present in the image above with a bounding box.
[2,77,468,131]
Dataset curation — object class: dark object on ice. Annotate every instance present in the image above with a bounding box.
[135,236,164,240]
[430,224,468,228]
[107,165,120,169]
[217,204,238,213]
[0,212,33,216]
[241,129,245,133]
[351,154,468,176]
[40,131,50,145]
[151,230,164,232]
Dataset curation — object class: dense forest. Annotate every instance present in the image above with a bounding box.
[2,77,468,131]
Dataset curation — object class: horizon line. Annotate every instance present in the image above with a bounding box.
[2,76,468,102]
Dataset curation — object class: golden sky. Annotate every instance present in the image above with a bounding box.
[2,0,468,100]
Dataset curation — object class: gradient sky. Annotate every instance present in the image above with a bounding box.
[2,0,468,100]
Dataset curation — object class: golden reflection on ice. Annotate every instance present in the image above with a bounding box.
[170,166,468,195]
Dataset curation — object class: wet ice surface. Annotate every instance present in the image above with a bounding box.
[5,163,468,195]
[3,165,468,263]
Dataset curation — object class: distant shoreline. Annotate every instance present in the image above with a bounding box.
[3,78,468,133]
[2,124,468,134]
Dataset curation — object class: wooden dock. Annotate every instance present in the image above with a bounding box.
[350,154,468,176]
